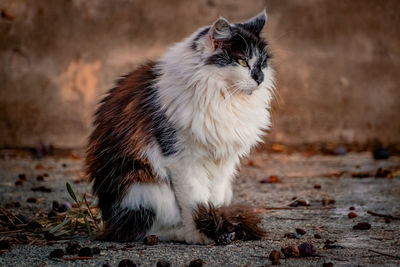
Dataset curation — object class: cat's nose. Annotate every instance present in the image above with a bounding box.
[251,70,264,85]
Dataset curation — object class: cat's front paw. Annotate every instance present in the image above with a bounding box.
[175,227,212,244]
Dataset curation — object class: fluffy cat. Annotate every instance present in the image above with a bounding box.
[86,11,275,244]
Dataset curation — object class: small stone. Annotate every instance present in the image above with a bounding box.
[118,259,136,267]
[66,242,81,254]
[348,212,357,219]
[62,163,67,168]
[323,262,334,267]
[314,234,322,239]
[92,246,101,255]
[384,217,392,224]
[30,186,52,193]
[269,250,281,265]
[295,228,306,235]
[349,206,355,210]
[353,222,371,230]
[313,184,321,189]
[298,242,316,257]
[281,246,300,258]
[36,175,44,181]
[58,201,72,212]
[143,235,158,245]
[15,180,24,186]
[156,259,171,267]
[18,174,26,180]
[0,240,11,250]
[373,147,389,160]
[188,259,205,267]
[25,221,42,230]
[103,264,111,267]
[27,197,37,203]
[284,232,301,239]
[78,247,93,257]
[49,248,64,258]
[268,175,280,183]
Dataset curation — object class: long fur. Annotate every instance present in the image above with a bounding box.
[86,11,274,243]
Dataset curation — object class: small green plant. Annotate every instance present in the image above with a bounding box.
[48,182,101,237]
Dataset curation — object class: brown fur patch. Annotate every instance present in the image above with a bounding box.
[194,204,265,244]
[85,62,172,241]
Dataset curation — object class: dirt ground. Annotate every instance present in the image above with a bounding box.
[0,150,399,266]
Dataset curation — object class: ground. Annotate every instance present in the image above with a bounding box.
[0,150,399,266]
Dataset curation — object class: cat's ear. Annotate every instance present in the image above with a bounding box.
[208,17,232,51]
[239,10,267,36]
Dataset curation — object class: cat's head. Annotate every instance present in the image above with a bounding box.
[194,11,271,95]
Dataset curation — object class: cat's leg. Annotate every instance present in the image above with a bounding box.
[208,156,239,207]
[168,162,213,244]
[119,182,182,240]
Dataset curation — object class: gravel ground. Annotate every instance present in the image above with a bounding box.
[0,150,399,266]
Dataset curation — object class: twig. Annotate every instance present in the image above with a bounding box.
[368,249,400,259]
[367,211,400,220]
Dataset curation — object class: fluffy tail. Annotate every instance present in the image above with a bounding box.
[193,204,265,245]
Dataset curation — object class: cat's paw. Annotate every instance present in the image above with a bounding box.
[174,227,212,244]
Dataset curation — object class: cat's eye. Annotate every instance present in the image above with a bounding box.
[238,59,248,68]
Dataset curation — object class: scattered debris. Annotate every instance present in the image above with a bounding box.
[298,242,316,257]
[0,240,11,250]
[156,259,171,267]
[143,235,158,245]
[31,186,52,193]
[260,175,281,184]
[118,259,136,267]
[284,233,301,239]
[49,248,65,258]
[269,250,281,265]
[348,212,357,219]
[322,197,336,206]
[367,210,400,220]
[281,246,300,258]
[66,243,81,255]
[353,222,371,230]
[78,247,93,257]
[27,197,37,203]
[373,148,389,160]
[188,259,205,267]
[296,228,306,235]
[289,199,310,207]
[375,168,393,178]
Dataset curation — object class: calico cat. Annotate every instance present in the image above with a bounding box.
[86,11,275,244]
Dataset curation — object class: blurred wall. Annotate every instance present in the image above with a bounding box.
[1,0,399,148]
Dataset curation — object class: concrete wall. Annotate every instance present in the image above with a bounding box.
[1,0,399,148]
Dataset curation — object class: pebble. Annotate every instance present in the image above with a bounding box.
[156,259,171,267]
[49,249,64,258]
[314,234,322,239]
[188,259,205,267]
[298,242,316,257]
[27,197,37,203]
[281,246,300,258]
[353,222,371,230]
[295,228,306,235]
[78,247,93,257]
[118,259,136,267]
[323,262,334,267]
[348,212,357,219]
[269,250,281,265]
[349,206,355,210]
[143,235,159,245]
[314,184,321,189]
[66,242,81,255]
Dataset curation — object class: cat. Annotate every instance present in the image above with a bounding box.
[86,11,275,244]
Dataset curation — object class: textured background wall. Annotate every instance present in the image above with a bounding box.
[1,0,399,148]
